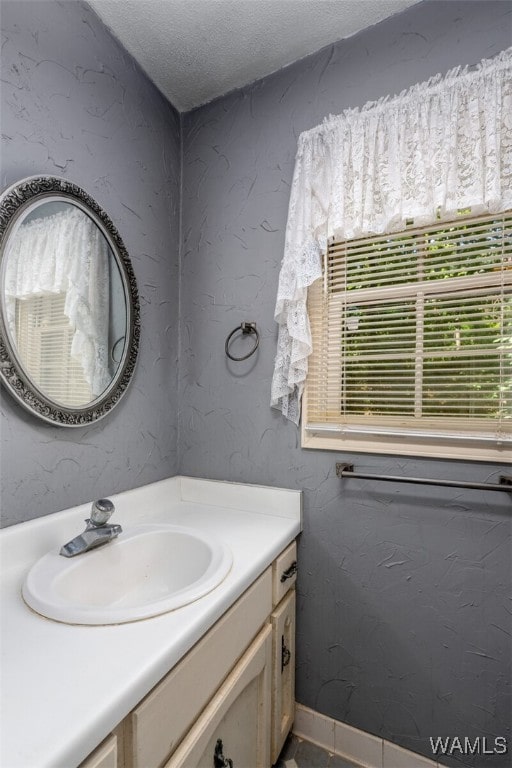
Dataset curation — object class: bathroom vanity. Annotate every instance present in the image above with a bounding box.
[84,542,296,768]
[0,476,301,768]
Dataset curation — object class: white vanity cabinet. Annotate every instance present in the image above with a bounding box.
[128,569,273,768]
[79,541,297,768]
[166,624,273,768]
[1,476,302,768]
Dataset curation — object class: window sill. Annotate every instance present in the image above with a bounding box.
[302,425,512,463]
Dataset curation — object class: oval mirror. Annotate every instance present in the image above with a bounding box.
[0,176,139,426]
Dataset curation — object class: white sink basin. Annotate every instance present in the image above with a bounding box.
[22,524,232,625]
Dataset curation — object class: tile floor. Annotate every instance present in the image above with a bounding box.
[275,734,364,768]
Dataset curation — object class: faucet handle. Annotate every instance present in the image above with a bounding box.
[90,498,115,526]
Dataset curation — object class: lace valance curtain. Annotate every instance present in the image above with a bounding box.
[271,48,512,424]
[5,207,111,395]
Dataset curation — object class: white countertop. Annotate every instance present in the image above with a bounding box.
[0,476,302,768]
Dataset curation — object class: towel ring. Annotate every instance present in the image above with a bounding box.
[225,322,259,361]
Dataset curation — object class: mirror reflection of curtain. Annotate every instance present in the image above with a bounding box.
[4,206,112,397]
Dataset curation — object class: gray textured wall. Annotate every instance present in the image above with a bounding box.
[180,2,511,765]
[1,0,511,764]
[0,0,181,526]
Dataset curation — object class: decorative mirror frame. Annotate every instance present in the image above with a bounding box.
[0,175,140,426]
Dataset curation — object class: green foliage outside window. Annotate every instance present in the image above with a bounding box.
[329,216,511,422]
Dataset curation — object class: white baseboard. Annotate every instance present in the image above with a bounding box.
[293,703,448,768]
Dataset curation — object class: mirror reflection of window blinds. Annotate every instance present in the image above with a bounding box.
[15,293,93,407]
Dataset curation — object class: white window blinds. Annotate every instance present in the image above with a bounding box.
[305,212,512,455]
[15,293,93,407]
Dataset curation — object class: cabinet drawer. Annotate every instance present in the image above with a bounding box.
[271,589,296,764]
[130,567,272,768]
[164,624,272,768]
[79,734,117,768]
[272,541,297,607]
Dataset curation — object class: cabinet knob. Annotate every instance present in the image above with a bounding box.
[280,561,297,582]
[214,738,234,768]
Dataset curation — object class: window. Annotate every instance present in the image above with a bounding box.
[303,212,512,461]
[15,293,93,407]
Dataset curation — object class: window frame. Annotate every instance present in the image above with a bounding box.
[302,211,512,463]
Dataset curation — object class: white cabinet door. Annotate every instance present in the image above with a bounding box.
[165,624,272,768]
[271,589,296,764]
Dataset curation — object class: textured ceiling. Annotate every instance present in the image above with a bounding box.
[88,0,419,112]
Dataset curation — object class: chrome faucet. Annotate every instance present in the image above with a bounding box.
[60,499,122,557]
